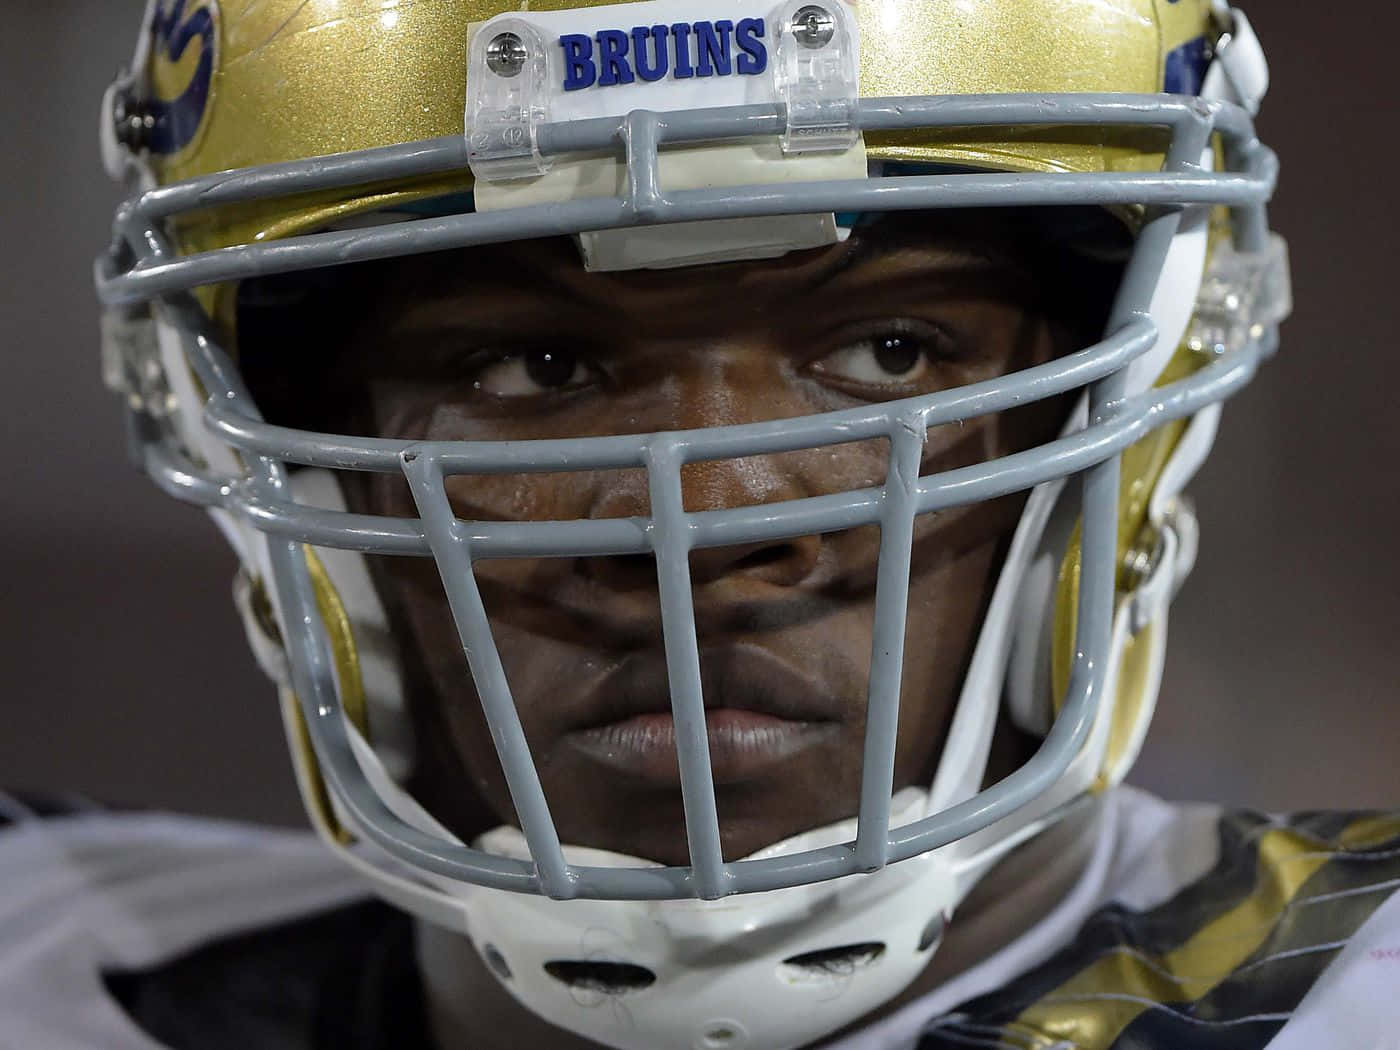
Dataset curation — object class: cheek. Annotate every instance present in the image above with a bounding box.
[892,517,1009,788]
[441,471,614,524]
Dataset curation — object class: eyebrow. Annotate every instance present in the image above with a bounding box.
[387,246,602,334]
[389,231,1022,334]
[846,231,979,267]
[822,236,1030,296]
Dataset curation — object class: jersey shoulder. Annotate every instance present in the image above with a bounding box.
[105,894,428,1050]
[918,804,1400,1050]
[0,797,375,1049]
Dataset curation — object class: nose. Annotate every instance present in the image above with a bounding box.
[582,530,822,592]
[584,461,823,591]
[584,348,828,592]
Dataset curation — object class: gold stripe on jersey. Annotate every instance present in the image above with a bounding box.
[1335,812,1400,851]
[968,812,1400,1050]
[1003,825,1335,1048]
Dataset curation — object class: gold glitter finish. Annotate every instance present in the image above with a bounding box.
[144,0,1222,257]
[134,1,1232,743]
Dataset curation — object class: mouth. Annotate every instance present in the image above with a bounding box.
[561,644,844,785]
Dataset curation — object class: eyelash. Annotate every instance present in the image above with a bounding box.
[423,317,962,404]
[804,319,964,396]
[462,347,601,401]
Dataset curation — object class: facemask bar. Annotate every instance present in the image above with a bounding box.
[98,95,1273,304]
[97,93,1278,902]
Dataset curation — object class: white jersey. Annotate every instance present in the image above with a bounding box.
[2,787,1397,1050]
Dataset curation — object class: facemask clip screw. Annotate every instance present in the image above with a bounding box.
[791,5,836,48]
[486,32,528,77]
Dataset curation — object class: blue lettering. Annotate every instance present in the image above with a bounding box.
[670,22,695,78]
[630,24,669,82]
[734,18,767,75]
[694,20,733,78]
[595,28,635,86]
[559,33,596,91]
[561,18,767,89]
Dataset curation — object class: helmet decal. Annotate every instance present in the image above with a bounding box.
[146,0,219,156]
[1164,35,1210,95]
[558,19,770,91]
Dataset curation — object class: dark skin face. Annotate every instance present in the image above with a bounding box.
[252,210,1116,866]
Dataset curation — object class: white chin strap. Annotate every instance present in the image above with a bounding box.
[461,792,954,1050]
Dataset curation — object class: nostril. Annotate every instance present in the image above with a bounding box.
[731,544,796,573]
[611,551,657,578]
[587,537,821,590]
[690,536,821,586]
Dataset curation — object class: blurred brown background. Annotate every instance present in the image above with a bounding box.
[1,1,1395,827]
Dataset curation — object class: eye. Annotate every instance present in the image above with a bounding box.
[808,322,954,394]
[472,349,593,397]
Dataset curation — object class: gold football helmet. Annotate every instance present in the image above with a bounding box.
[97,1,1289,1046]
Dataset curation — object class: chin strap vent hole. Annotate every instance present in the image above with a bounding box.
[699,1021,747,1048]
[543,960,657,995]
[778,941,886,983]
[482,943,512,980]
[918,912,947,952]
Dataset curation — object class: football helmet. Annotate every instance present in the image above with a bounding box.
[96,1,1290,1047]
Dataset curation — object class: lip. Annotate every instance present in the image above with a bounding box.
[560,645,844,784]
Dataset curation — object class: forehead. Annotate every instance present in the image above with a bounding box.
[364,207,1081,308]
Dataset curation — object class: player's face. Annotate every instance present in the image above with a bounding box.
[323,213,1103,865]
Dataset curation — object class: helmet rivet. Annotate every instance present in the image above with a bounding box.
[486,31,528,76]
[790,5,836,48]
[1120,529,1163,592]
[112,88,154,151]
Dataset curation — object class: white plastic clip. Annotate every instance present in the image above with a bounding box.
[772,1,859,154]
[1204,7,1269,115]
[1185,233,1291,357]
[100,73,138,181]
[466,19,553,182]
[101,307,174,418]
